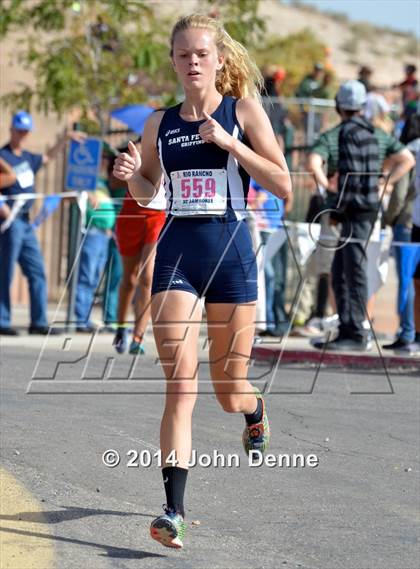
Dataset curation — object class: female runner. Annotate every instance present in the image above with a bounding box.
[113,140,166,355]
[113,14,291,549]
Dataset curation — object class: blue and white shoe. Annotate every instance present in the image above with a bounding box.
[129,336,146,356]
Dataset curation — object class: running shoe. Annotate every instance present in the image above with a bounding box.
[129,336,146,356]
[150,506,187,549]
[242,387,270,455]
[312,336,371,352]
[0,327,20,336]
[382,338,419,354]
[322,314,339,332]
[113,328,128,354]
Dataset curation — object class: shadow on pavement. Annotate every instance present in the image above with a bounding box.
[0,526,166,560]
[0,504,155,524]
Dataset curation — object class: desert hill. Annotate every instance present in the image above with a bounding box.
[0,0,417,148]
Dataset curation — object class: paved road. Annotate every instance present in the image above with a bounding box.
[1,333,419,569]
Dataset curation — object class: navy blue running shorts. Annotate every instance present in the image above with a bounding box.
[151,217,258,303]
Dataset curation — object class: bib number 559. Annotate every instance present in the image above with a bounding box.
[181,177,216,199]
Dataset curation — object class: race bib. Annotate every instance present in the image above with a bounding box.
[14,161,35,189]
[170,168,227,216]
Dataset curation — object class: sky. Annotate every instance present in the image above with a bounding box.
[283,0,420,36]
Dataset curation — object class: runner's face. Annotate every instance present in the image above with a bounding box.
[172,28,223,90]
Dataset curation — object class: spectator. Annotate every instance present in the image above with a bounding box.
[383,169,417,352]
[363,90,392,133]
[246,207,266,334]
[0,157,17,189]
[358,66,373,92]
[295,63,324,98]
[314,71,334,100]
[324,46,334,73]
[74,169,116,332]
[359,67,393,132]
[382,106,420,352]
[112,140,166,355]
[249,178,293,337]
[0,111,84,335]
[262,67,294,168]
[296,63,325,143]
[400,102,420,146]
[291,181,339,337]
[314,71,335,132]
[308,80,415,351]
[101,143,124,330]
[393,64,418,118]
[412,148,420,347]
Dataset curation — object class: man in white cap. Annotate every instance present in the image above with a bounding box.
[0,111,84,335]
[307,80,415,350]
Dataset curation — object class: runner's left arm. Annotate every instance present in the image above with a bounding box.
[198,98,291,199]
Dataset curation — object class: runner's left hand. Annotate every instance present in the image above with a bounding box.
[198,112,233,150]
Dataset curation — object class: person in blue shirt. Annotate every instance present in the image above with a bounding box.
[0,111,84,335]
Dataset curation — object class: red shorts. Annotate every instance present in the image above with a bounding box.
[115,197,166,257]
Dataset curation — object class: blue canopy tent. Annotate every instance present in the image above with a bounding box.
[110,104,155,135]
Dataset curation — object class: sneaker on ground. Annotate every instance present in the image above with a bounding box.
[0,327,20,336]
[76,323,97,333]
[129,337,145,355]
[150,506,187,549]
[292,323,323,337]
[410,342,420,354]
[99,324,117,334]
[313,337,371,352]
[113,328,128,354]
[258,329,278,337]
[29,325,62,335]
[382,338,420,354]
[321,314,339,331]
[307,317,323,331]
[242,387,270,455]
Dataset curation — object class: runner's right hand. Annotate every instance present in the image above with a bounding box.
[113,141,142,181]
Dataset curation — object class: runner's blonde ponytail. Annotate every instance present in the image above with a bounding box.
[170,14,263,101]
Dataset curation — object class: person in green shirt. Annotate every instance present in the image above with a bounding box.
[313,71,334,100]
[75,167,116,332]
[307,80,414,351]
[295,63,325,142]
[295,63,324,98]
[102,144,125,330]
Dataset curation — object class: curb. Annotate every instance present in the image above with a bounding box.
[252,346,420,370]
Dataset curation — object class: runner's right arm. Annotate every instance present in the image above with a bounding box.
[113,111,164,207]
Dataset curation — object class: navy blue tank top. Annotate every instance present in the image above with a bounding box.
[157,96,250,223]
